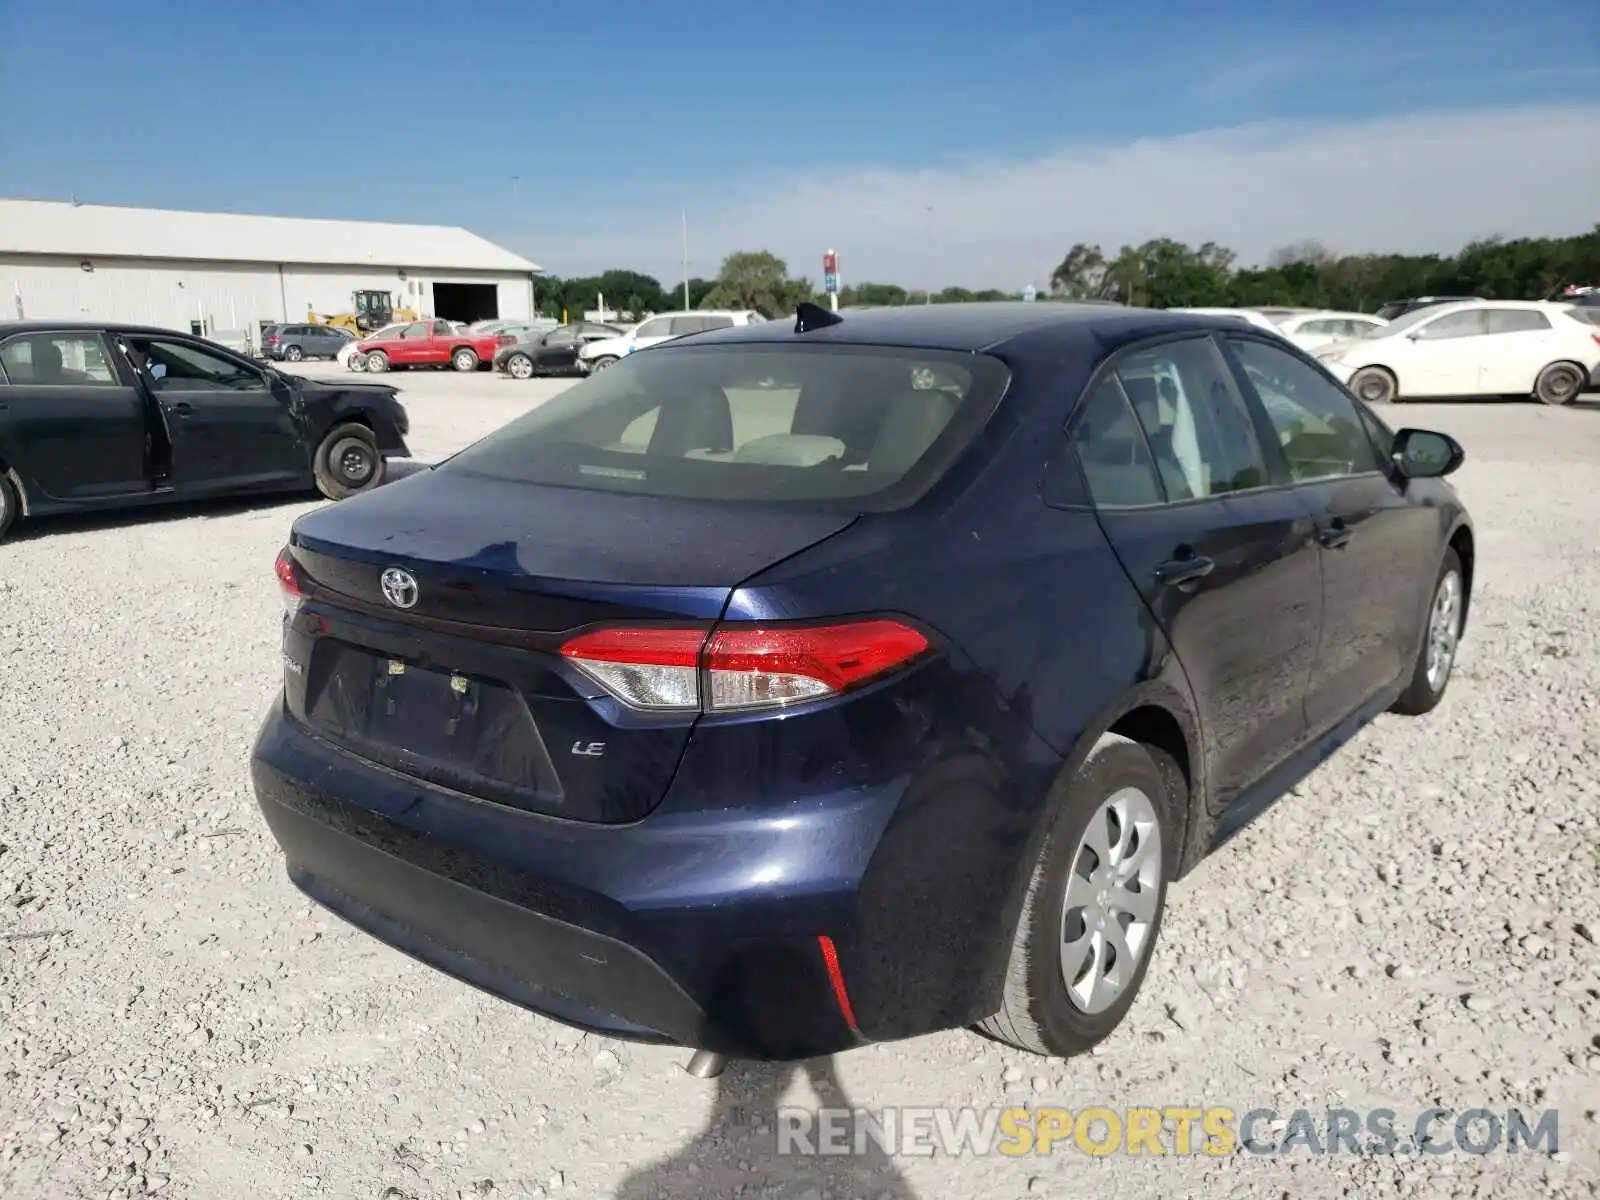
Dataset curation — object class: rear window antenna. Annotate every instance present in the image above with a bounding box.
[794,301,844,333]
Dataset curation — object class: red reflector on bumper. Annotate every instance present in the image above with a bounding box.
[817,935,858,1030]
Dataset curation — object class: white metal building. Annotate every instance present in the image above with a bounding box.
[0,198,541,337]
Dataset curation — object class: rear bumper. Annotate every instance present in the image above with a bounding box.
[250,704,888,1058]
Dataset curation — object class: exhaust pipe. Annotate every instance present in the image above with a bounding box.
[682,1049,729,1079]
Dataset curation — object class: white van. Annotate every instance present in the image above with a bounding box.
[577,310,765,372]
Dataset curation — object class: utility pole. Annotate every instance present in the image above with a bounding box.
[681,209,690,311]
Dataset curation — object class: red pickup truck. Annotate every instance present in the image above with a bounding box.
[355,320,499,373]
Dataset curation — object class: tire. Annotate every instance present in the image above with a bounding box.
[1533,361,1583,407]
[507,353,535,380]
[283,344,304,362]
[313,423,386,500]
[978,736,1179,1057]
[452,347,479,372]
[1349,366,1398,404]
[364,350,389,373]
[0,472,18,544]
[347,354,366,373]
[1391,547,1465,716]
[588,355,618,373]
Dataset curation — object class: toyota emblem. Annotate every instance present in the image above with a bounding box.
[380,567,419,609]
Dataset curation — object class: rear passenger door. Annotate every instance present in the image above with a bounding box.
[1070,336,1323,811]
[0,331,153,502]
[1477,308,1557,394]
[1221,336,1439,732]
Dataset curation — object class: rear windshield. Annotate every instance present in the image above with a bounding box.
[442,343,1011,508]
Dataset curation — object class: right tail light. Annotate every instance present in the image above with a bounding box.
[559,619,931,713]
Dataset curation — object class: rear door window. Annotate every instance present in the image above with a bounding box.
[1483,309,1551,334]
[1112,338,1271,500]
[442,344,1010,508]
[0,333,120,385]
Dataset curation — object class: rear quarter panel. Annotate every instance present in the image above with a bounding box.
[718,344,1205,1035]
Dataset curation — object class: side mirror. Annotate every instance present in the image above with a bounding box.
[1391,428,1463,479]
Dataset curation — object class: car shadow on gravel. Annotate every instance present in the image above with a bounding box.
[7,461,435,544]
[6,491,312,542]
[612,1055,917,1200]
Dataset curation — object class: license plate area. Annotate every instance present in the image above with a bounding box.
[304,640,564,812]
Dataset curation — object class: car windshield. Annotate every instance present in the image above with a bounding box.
[442,343,1010,508]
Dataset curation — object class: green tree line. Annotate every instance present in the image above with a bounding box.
[533,228,1600,321]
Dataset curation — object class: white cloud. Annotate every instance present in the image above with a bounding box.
[513,103,1600,290]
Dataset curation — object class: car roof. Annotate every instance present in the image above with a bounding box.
[670,302,1236,353]
[1287,310,1386,321]
[0,321,212,338]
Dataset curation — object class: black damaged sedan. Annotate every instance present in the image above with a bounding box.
[0,323,410,542]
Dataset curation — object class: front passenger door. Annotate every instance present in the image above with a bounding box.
[1401,309,1491,396]
[130,338,306,493]
[1075,336,1323,812]
[393,321,434,366]
[1223,336,1440,732]
[535,327,580,371]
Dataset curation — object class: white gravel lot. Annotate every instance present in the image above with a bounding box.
[2,364,1597,1200]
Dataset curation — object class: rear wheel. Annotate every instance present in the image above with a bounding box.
[313,423,386,500]
[979,736,1178,1057]
[507,353,535,379]
[452,347,479,372]
[0,472,18,544]
[364,350,389,373]
[1533,362,1583,406]
[347,353,367,372]
[283,344,304,362]
[1349,366,1397,404]
[1392,548,1464,716]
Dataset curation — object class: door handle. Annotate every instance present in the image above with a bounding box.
[170,401,195,415]
[1154,555,1216,589]
[1318,520,1353,549]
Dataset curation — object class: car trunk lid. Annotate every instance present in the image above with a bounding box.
[280,469,856,822]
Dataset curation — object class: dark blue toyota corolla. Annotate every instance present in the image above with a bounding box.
[252,302,1474,1064]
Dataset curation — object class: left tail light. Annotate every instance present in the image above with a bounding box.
[497,334,516,346]
[559,619,931,714]
[275,546,304,618]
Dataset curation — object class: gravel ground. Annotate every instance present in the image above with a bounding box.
[2,366,1597,1200]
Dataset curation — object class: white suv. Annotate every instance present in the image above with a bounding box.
[578,310,765,372]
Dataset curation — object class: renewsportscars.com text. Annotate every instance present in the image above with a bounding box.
[776,1105,1561,1158]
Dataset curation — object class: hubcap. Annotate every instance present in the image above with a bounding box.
[1060,786,1162,1015]
[456,352,473,370]
[511,356,532,378]
[1547,371,1577,400]
[1425,570,1462,691]
[1359,374,1388,402]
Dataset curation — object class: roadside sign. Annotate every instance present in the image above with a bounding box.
[824,273,840,295]
[1022,284,1037,303]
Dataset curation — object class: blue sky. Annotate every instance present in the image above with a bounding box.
[3,0,1597,286]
